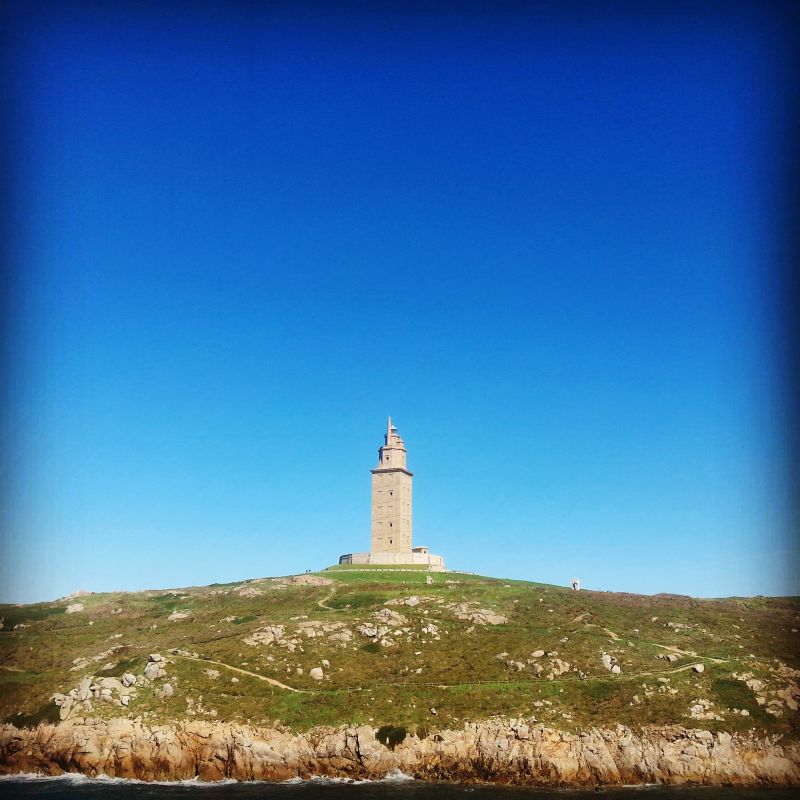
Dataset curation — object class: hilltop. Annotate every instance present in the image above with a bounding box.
[1,566,798,741]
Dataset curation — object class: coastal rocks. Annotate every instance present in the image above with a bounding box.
[657,653,679,662]
[601,653,621,674]
[1,720,798,786]
[372,608,409,627]
[244,621,352,649]
[271,575,333,587]
[384,595,434,607]
[689,698,723,721]
[236,587,264,598]
[144,654,167,681]
[356,623,388,639]
[243,625,286,647]
[296,621,350,641]
[448,603,508,625]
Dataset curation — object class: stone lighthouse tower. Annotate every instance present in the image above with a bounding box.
[371,417,413,553]
[337,418,445,570]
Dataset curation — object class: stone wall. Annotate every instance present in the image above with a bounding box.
[339,551,446,571]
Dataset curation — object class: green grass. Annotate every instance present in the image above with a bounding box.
[1,568,798,738]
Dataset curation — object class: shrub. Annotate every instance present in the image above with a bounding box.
[376,725,407,750]
[8,701,60,728]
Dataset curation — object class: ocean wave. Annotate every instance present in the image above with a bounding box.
[0,772,237,787]
[281,770,415,786]
[0,770,417,787]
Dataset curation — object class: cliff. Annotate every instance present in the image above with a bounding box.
[1,718,798,786]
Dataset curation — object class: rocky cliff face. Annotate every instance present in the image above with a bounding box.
[1,718,798,786]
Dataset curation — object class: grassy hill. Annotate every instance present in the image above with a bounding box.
[1,567,798,739]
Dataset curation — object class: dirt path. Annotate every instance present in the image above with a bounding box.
[171,655,308,693]
[317,586,337,610]
[580,621,621,640]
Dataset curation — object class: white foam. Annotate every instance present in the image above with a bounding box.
[0,769,417,787]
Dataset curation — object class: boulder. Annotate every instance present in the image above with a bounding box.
[145,662,166,681]
[692,664,705,674]
[372,608,409,626]
[310,667,324,681]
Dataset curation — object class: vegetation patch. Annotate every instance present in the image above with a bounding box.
[711,678,770,722]
[376,724,407,750]
[6,701,60,728]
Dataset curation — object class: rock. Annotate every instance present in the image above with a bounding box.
[372,608,409,626]
[244,625,287,647]
[122,673,136,688]
[272,574,333,587]
[531,650,545,658]
[167,611,190,621]
[451,606,508,625]
[601,654,613,670]
[611,665,621,674]
[144,662,166,681]
[148,653,164,663]
[310,667,324,681]
[426,576,433,584]
[120,695,130,707]
[65,603,84,614]
[157,684,174,698]
[356,623,388,639]
[237,587,264,598]
[1,718,799,785]
[693,664,705,674]
[551,659,571,676]
[321,659,330,669]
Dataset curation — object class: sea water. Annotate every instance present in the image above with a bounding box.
[0,774,796,800]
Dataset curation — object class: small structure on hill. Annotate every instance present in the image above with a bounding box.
[339,418,446,570]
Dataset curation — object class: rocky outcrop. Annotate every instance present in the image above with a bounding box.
[1,719,797,785]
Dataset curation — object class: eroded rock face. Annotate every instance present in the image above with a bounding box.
[0,720,797,785]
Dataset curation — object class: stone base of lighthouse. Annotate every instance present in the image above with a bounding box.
[338,548,446,571]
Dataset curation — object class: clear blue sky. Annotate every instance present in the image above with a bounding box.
[2,1,797,603]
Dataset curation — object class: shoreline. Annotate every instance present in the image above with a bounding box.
[1,719,798,787]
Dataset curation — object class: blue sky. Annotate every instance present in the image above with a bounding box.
[2,1,797,603]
